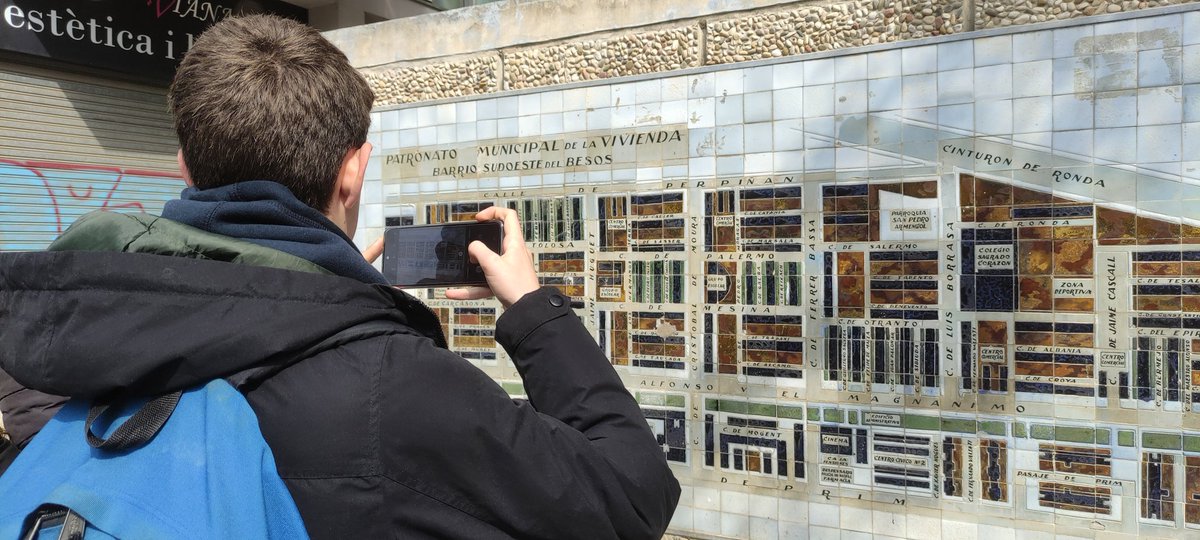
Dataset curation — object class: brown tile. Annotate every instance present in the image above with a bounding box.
[1019,240,1053,275]
[978,321,1008,344]
[1053,226,1093,239]
[1054,297,1094,312]
[1012,185,1054,206]
[1019,276,1054,311]
[1053,240,1094,275]
[1136,295,1182,311]
[1135,262,1181,276]
[959,174,976,206]
[1096,206,1136,242]
[975,178,1013,206]
[1019,226,1053,240]
[838,252,866,274]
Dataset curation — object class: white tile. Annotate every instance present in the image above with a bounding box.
[939,103,974,132]
[1138,124,1182,163]
[518,94,541,116]
[367,130,382,149]
[1095,127,1137,163]
[398,128,418,147]
[774,119,803,151]
[1187,10,1200,46]
[716,125,743,155]
[804,58,835,85]
[1093,51,1137,92]
[381,130,399,150]
[721,514,750,539]
[839,505,872,532]
[777,497,808,524]
[435,103,456,124]
[668,505,693,532]
[540,91,563,113]
[585,85,611,108]
[611,105,635,128]
[587,107,611,131]
[805,147,835,170]
[716,156,743,175]
[715,69,745,96]
[380,110,399,131]
[417,106,437,127]
[1013,60,1052,98]
[435,124,456,144]
[1012,96,1052,133]
[774,62,805,87]
[562,88,587,111]
[774,87,804,119]
[1053,128,1092,157]
[497,96,519,117]
[454,102,476,124]
[938,40,972,71]
[1141,47,1182,86]
[1186,84,1200,122]
[941,519,978,540]
[1053,56,1093,95]
[836,146,868,169]
[662,100,687,125]
[867,48,902,79]
[361,203,384,228]
[690,127,714,157]
[938,68,974,105]
[902,74,938,109]
[688,72,716,98]
[456,123,477,142]
[541,113,564,135]
[744,91,773,123]
[563,110,586,133]
[417,125,437,145]
[744,122,773,153]
[1139,86,1184,125]
[809,501,840,528]
[1184,45,1200,84]
[611,83,635,107]
[1054,25,1094,58]
[743,66,774,93]
[692,509,721,535]
[749,516,778,540]
[975,100,1012,134]
[716,94,744,125]
[869,76,902,111]
[1096,90,1138,127]
[835,80,868,115]
[518,115,539,137]
[1053,94,1094,131]
[399,108,418,129]
[497,117,518,138]
[688,97,715,128]
[804,84,836,118]
[689,156,715,177]
[477,120,497,140]
[1139,13,1182,49]
[744,151,773,174]
[476,99,498,120]
[720,490,749,514]
[361,173,382,201]
[634,80,660,105]
[634,103,661,126]
[835,54,867,82]
[977,524,1016,540]
[1013,30,1053,63]
[782,523,820,540]
[1094,19,1139,53]
[975,64,1013,101]
[975,35,1013,66]
[902,44,937,75]
[906,513,942,539]
[805,115,836,140]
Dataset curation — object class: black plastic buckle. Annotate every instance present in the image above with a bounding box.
[20,504,86,540]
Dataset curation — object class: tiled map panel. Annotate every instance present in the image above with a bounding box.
[362,7,1200,539]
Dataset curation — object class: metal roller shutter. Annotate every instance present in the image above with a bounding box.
[0,59,181,251]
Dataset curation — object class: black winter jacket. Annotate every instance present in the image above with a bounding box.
[0,212,680,539]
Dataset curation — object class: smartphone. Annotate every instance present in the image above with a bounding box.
[382,220,503,288]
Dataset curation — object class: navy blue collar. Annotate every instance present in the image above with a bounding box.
[160,181,387,285]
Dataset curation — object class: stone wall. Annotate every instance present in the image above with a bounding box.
[350,0,1200,104]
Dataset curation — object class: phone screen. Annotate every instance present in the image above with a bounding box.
[382,221,503,287]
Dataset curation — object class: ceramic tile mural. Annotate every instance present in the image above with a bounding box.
[360,7,1200,539]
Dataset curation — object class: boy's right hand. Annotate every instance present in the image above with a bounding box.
[444,207,541,308]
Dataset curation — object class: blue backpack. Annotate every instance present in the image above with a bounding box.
[0,380,308,539]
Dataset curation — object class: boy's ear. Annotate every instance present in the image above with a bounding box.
[177,149,195,188]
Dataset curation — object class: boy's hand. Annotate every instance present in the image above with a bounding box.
[445,207,541,308]
[363,236,384,264]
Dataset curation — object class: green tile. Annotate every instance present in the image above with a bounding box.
[901,414,940,431]
[1185,435,1200,453]
[748,403,777,417]
[501,382,526,396]
[636,392,665,406]
[718,400,749,415]
[706,398,720,411]
[1013,423,1027,438]
[1143,432,1183,450]
[848,411,859,424]
[1117,430,1135,447]
[823,408,844,423]
[778,405,806,420]
[941,418,976,434]
[1095,428,1110,445]
[1030,424,1054,440]
[979,421,1006,437]
[807,407,821,421]
[1054,426,1097,444]
[665,394,686,408]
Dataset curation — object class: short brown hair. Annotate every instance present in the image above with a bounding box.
[169,14,374,212]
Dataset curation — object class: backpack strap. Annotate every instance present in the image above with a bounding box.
[20,504,87,540]
[84,391,182,451]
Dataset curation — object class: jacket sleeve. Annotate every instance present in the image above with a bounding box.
[382,287,681,539]
[0,367,67,448]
